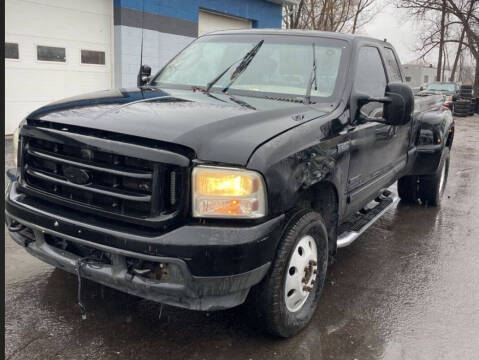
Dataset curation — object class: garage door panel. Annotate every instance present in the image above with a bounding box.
[18,0,112,15]
[5,0,113,134]
[64,72,111,94]
[198,10,252,37]
[5,68,66,102]
[6,101,47,131]
[6,1,112,44]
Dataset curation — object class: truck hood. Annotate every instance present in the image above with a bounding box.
[27,88,327,165]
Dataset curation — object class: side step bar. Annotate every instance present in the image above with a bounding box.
[337,193,399,248]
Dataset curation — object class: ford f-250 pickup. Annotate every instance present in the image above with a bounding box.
[5,30,454,337]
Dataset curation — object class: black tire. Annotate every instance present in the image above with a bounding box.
[397,175,419,203]
[253,211,328,338]
[418,147,450,206]
[454,107,470,114]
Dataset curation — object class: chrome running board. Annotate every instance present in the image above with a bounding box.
[337,194,399,248]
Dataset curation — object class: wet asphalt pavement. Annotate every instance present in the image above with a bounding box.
[5,115,479,360]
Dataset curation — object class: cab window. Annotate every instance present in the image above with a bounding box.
[354,46,387,118]
[383,47,403,82]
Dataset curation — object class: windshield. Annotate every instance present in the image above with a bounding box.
[426,83,456,92]
[151,34,349,101]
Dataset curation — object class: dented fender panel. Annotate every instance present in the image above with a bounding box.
[247,109,350,219]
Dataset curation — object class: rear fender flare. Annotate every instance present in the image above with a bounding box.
[410,108,454,175]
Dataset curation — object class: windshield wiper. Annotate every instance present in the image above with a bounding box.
[304,43,318,104]
[221,40,264,94]
[205,63,238,93]
[205,40,264,92]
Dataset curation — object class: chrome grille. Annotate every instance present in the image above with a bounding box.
[21,133,185,223]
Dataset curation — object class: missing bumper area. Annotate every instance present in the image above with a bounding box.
[126,257,170,280]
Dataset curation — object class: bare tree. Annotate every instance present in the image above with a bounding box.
[283,0,379,34]
[398,0,479,94]
[351,0,377,33]
[445,0,479,94]
[449,25,466,81]
[437,0,447,81]
[283,0,306,29]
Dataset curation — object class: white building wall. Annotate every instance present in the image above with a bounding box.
[5,0,114,135]
[403,64,452,88]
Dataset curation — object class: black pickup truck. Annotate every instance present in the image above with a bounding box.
[6,30,454,337]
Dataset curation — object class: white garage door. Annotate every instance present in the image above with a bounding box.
[198,10,252,37]
[5,0,113,135]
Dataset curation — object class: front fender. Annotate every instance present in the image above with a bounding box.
[247,113,349,219]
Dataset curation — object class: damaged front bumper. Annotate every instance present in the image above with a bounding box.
[5,181,283,311]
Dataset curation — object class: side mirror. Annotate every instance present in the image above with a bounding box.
[383,83,414,125]
[137,65,151,86]
[356,82,414,126]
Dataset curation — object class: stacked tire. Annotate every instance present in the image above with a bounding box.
[459,84,473,99]
[453,101,472,117]
[453,85,473,117]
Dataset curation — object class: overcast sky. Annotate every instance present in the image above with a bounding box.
[360,2,422,64]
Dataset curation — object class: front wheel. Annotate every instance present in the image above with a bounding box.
[253,211,328,338]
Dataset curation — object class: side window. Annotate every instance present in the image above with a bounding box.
[354,46,387,118]
[383,47,403,82]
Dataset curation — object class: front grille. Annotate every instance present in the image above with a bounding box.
[21,130,187,226]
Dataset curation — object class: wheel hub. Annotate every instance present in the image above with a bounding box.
[284,235,318,312]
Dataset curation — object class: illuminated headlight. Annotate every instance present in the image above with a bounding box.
[192,166,267,218]
[12,124,21,167]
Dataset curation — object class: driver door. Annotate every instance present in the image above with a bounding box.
[346,45,402,213]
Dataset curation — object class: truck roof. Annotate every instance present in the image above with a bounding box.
[203,28,392,47]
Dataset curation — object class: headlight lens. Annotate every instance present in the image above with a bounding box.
[12,125,20,167]
[192,166,267,218]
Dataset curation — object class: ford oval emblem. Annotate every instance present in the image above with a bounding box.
[63,166,91,185]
